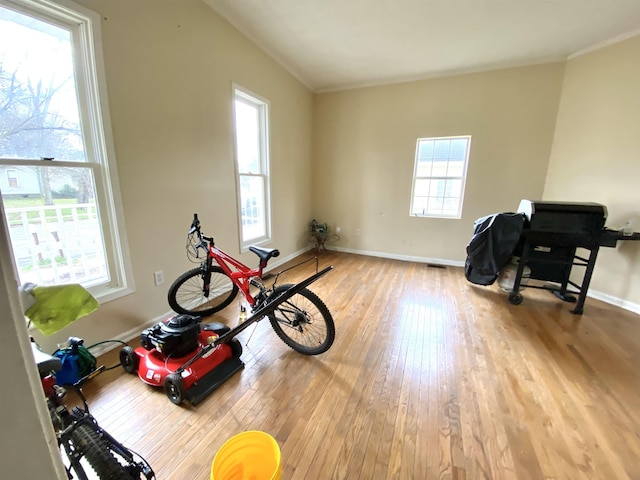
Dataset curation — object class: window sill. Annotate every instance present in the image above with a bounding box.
[410,213,462,220]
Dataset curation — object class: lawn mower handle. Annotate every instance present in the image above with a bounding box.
[176,265,334,373]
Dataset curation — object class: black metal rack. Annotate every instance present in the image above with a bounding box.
[509,233,598,314]
[507,200,639,314]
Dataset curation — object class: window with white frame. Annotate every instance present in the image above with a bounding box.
[6,169,18,187]
[0,0,132,301]
[232,86,271,249]
[410,135,471,218]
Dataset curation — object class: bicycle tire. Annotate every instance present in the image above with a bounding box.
[70,421,133,480]
[268,285,335,355]
[168,266,238,316]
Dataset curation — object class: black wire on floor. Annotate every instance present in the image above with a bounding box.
[86,339,130,371]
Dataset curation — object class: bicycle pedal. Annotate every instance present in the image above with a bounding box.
[54,384,67,400]
[71,406,87,417]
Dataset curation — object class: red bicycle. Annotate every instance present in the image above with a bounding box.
[167,214,335,355]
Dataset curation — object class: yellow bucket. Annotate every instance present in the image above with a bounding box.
[211,431,281,480]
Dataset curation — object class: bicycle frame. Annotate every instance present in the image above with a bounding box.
[207,245,262,306]
[185,213,323,316]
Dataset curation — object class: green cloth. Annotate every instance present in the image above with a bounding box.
[25,284,99,336]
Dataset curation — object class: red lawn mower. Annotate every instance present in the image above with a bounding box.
[119,316,244,405]
[119,264,334,405]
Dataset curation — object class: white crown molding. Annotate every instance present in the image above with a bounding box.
[569,28,640,60]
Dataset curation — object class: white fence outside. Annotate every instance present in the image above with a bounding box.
[6,204,108,287]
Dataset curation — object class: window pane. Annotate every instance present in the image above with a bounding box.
[412,195,428,215]
[239,175,265,242]
[417,140,434,160]
[2,165,108,286]
[7,169,18,187]
[444,179,462,197]
[430,179,444,196]
[415,178,430,197]
[433,139,450,160]
[410,135,471,218]
[234,100,260,174]
[442,198,460,215]
[0,7,85,161]
[416,159,433,177]
[432,160,448,177]
[427,195,444,213]
[447,159,464,177]
[449,138,468,160]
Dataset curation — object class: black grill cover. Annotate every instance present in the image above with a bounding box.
[465,212,525,285]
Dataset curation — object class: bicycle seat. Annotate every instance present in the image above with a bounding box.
[249,246,280,263]
[31,341,62,375]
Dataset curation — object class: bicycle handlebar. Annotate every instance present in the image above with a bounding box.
[188,214,214,257]
[189,213,200,234]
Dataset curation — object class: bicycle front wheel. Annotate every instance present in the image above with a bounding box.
[268,285,335,355]
[168,266,238,316]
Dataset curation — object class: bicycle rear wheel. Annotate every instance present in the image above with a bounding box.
[168,266,238,316]
[268,285,335,355]
[70,421,133,480]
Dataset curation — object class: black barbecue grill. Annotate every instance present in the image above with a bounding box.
[507,199,639,314]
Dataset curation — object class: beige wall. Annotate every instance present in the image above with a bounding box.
[31,0,315,352]
[543,34,640,306]
[312,64,565,261]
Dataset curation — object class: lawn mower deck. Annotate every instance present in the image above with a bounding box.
[120,315,243,405]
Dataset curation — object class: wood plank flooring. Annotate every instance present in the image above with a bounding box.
[81,252,640,479]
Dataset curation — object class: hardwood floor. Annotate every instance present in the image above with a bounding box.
[81,252,640,479]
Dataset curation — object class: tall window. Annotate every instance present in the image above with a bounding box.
[0,0,132,301]
[410,135,471,218]
[233,86,271,249]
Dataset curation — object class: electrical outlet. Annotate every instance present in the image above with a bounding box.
[356,228,361,236]
[336,226,341,234]
[154,270,164,286]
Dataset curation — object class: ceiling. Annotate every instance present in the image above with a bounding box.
[203,0,640,93]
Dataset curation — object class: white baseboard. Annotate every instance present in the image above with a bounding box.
[587,289,640,316]
[265,245,316,272]
[331,245,466,268]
